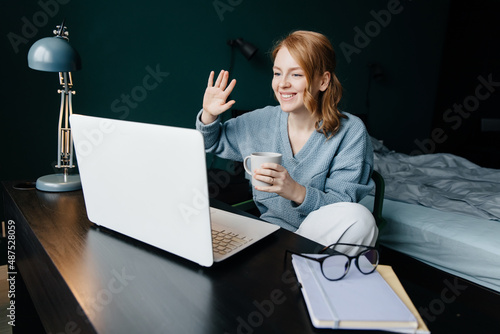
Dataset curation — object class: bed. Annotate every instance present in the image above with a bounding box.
[360,137,500,293]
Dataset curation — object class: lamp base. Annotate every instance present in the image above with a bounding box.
[36,173,81,192]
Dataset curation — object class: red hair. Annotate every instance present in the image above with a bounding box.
[272,30,346,138]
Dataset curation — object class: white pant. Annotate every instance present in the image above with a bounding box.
[295,202,378,249]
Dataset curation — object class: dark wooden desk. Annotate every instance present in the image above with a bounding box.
[3,181,335,334]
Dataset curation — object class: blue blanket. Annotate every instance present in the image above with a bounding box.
[371,138,500,221]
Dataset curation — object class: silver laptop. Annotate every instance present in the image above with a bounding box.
[70,114,279,267]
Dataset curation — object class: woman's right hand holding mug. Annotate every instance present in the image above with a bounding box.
[201,70,236,124]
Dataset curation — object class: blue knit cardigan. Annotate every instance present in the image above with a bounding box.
[196,106,374,231]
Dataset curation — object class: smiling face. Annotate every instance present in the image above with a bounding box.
[272,47,329,115]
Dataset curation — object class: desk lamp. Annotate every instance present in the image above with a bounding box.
[27,21,82,192]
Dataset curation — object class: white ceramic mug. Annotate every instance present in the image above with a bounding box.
[243,152,282,187]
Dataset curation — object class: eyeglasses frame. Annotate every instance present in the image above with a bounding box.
[285,242,379,281]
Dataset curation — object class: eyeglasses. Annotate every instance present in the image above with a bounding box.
[286,243,379,281]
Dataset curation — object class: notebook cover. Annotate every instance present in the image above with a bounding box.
[292,254,418,331]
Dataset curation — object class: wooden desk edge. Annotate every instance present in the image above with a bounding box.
[2,181,97,333]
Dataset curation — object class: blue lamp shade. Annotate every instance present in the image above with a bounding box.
[28,36,81,72]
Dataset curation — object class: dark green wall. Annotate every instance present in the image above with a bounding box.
[1,0,450,215]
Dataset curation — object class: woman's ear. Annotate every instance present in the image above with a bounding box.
[319,71,331,92]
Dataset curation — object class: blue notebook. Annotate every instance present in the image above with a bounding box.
[292,254,419,332]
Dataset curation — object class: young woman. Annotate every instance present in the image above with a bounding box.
[196,30,378,247]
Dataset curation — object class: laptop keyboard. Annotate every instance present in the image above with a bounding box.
[211,228,254,256]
